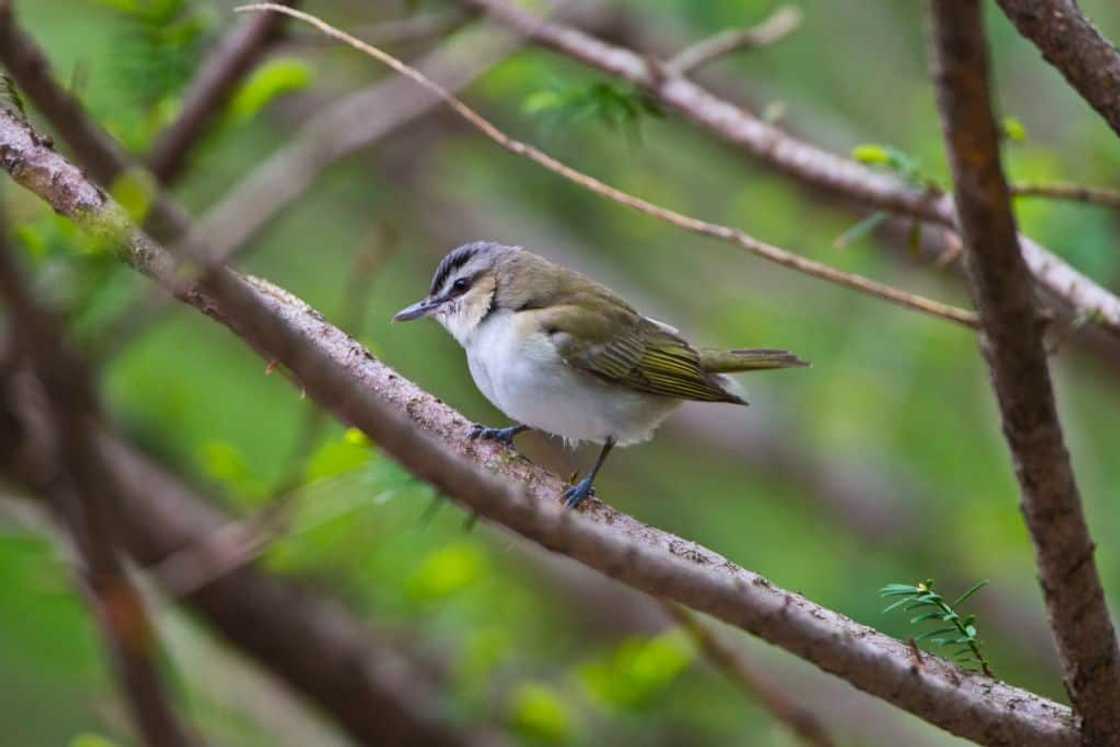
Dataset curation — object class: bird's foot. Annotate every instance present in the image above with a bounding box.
[468,424,525,448]
[562,477,596,509]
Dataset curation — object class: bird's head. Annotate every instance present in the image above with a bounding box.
[393,241,520,344]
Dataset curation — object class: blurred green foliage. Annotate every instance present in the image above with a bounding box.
[226,58,315,124]
[578,631,695,711]
[1,0,1119,745]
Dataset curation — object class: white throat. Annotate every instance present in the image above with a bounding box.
[435,289,494,347]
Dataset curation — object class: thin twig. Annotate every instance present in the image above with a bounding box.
[296,11,470,48]
[147,1,298,183]
[1011,182,1120,211]
[237,3,978,329]
[663,603,835,747]
[930,3,1120,744]
[0,108,1080,744]
[453,0,1120,340]
[665,6,802,76]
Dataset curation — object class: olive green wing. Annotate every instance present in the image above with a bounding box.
[537,303,742,404]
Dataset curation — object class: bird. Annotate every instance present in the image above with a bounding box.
[393,241,807,508]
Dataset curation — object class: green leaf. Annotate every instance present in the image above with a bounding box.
[523,90,564,115]
[834,211,888,249]
[196,440,267,499]
[914,627,958,642]
[407,541,487,601]
[909,611,947,625]
[852,144,892,166]
[882,597,915,614]
[304,432,375,483]
[879,583,920,596]
[70,735,121,747]
[227,59,314,124]
[110,168,158,224]
[951,579,989,608]
[1001,116,1028,143]
[852,143,923,183]
[579,631,694,711]
[2,74,26,119]
[508,682,574,744]
[524,80,658,143]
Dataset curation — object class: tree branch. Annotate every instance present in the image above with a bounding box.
[239,3,978,329]
[929,4,1120,745]
[97,21,531,358]
[0,229,195,747]
[453,0,1120,341]
[147,1,297,183]
[0,107,1078,746]
[1011,181,1120,211]
[995,0,1120,140]
[665,5,802,76]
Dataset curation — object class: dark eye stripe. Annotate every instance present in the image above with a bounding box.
[430,246,479,295]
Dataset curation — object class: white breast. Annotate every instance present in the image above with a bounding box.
[462,311,680,446]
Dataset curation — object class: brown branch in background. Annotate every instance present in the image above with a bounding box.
[929,4,1120,745]
[665,5,802,76]
[453,0,1120,341]
[1011,182,1120,211]
[0,392,508,747]
[995,0,1120,140]
[147,1,297,183]
[321,11,471,48]
[239,4,979,329]
[663,603,835,747]
[0,110,1078,745]
[91,20,533,360]
[0,229,194,747]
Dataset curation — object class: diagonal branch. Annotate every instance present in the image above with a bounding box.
[0,106,1079,746]
[239,3,977,329]
[929,4,1120,745]
[665,5,802,76]
[147,1,298,183]
[453,0,1120,341]
[995,0,1120,140]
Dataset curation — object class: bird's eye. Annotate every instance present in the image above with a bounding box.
[451,277,470,295]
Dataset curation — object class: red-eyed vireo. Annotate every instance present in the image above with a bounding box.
[394,242,807,508]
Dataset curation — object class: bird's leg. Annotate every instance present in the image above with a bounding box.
[562,437,615,509]
[468,423,529,447]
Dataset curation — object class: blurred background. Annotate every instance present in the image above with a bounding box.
[1,0,1119,744]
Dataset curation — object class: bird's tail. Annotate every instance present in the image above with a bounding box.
[699,348,809,373]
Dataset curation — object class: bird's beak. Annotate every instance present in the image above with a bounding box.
[392,297,440,322]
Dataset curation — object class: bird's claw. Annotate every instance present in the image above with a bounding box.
[468,424,523,447]
[562,477,595,509]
